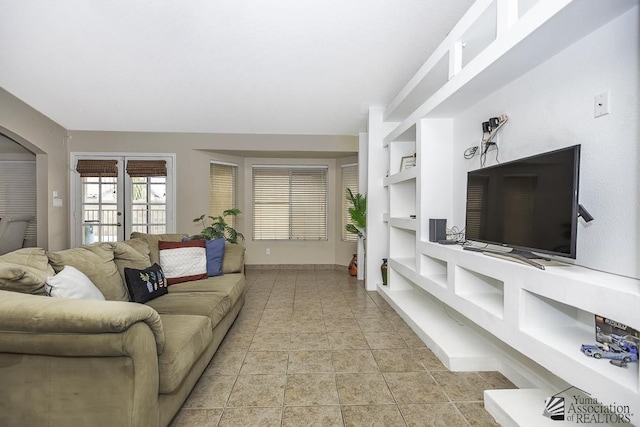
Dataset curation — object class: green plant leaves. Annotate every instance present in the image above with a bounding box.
[191,209,245,243]
[345,188,366,239]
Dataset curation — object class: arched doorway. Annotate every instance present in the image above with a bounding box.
[0,133,37,247]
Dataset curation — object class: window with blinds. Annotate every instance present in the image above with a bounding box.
[0,161,37,245]
[210,162,237,227]
[342,164,359,242]
[253,166,327,240]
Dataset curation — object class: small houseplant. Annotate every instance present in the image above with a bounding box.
[192,208,244,243]
[345,189,366,276]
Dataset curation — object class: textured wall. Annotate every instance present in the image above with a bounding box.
[451,7,639,278]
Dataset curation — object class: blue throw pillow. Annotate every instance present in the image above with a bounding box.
[205,238,225,277]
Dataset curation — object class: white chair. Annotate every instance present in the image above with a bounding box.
[0,214,34,255]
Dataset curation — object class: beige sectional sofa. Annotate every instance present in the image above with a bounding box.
[0,233,246,427]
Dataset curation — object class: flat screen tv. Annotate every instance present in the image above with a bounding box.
[465,145,580,260]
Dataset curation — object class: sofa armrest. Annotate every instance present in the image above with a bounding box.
[0,290,165,355]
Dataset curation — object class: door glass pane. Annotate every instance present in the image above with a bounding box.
[130,176,166,234]
[150,205,166,225]
[81,176,120,244]
[149,225,165,234]
[131,225,147,234]
[101,179,118,203]
[132,205,147,224]
[83,179,99,203]
[98,225,118,242]
[149,183,166,202]
[131,178,147,203]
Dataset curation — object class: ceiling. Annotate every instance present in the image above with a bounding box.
[0,0,474,136]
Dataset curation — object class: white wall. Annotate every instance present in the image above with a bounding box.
[0,88,69,250]
[451,7,639,279]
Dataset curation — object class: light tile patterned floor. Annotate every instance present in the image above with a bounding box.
[171,269,516,426]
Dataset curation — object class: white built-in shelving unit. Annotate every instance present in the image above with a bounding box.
[365,0,640,424]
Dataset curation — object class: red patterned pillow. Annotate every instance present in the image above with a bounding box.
[158,240,207,285]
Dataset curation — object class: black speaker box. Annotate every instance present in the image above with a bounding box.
[429,219,447,242]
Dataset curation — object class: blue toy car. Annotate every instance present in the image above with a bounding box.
[581,344,638,364]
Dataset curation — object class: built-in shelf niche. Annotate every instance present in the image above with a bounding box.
[454,266,504,319]
[520,291,639,393]
[518,0,541,18]
[420,254,448,289]
[460,0,497,68]
[388,267,415,291]
[389,142,416,176]
[385,52,450,122]
[389,227,416,261]
[389,179,416,218]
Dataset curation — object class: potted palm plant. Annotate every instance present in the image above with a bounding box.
[345,188,366,277]
[192,208,244,243]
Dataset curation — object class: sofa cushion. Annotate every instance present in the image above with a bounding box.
[222,243,245,274]
[124,263,168,304]
[0,248,53,295]
[113,240,152,292]
[130,232,187,265]
[157,314,212,394]
[168,274,245,308]
[45,265,106,300]
[47,243,128,302]
[146,293,231,330]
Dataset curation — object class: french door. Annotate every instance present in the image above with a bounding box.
[71,154,175,247]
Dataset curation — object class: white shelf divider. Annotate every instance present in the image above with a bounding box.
[387,166,417,185]
[377,284,499,371]
[388,217,417,231]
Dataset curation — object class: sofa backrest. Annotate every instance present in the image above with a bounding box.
[130,232,187,265]
[0,248,53,295]
[222,242,245,274]
[48,243,130,301]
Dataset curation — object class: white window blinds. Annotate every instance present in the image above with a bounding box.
[253,166,327,240]
[0,161,36,244]
[341,164,359,242]
[210,162,237,227]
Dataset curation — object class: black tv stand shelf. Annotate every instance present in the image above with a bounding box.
[485,251,545,270]
[463,246,551,269]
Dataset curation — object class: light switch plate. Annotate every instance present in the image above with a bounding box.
[595,91,610,118]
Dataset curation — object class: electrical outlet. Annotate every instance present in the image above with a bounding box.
[266,248,271,255]
[595,91,610,118]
